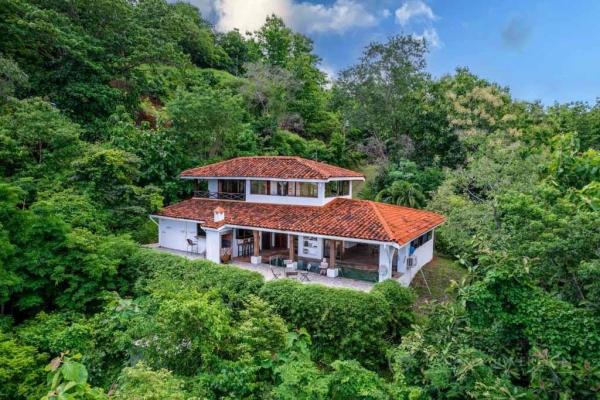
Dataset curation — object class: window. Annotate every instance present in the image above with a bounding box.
[410,230,432,249]
[250,180,270,195]
[236,229,253,240]
[277,181,289,196]
[251,180,317,197]
[325,181,350,197]
[218,179,245,193]
[196,224,206,237]
[296,182,318,197]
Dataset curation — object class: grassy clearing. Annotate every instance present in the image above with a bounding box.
[410,255,467,310]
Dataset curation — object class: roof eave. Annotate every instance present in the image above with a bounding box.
[179,175,365,182]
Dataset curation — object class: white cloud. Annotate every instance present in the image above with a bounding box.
[381,8,391,18]
[293,0,377,33]
[394,0,436,26]
[413,28,442,48]
[212,0,377,34]
[319,63,337,87]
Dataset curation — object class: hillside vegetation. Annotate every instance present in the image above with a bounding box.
[0,0,599,399]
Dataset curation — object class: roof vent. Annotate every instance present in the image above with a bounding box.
[213,207,225,222]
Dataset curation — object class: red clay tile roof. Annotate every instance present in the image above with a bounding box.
[154,198,445,245]
[180,156,365,180]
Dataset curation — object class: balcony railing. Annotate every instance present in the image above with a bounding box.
[194,190,246,201]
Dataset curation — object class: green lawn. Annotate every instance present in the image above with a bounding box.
[410,255,467,310]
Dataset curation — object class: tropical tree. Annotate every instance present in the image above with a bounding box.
[375,181,426,208]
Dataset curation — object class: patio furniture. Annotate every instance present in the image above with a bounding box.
[296,259,307,270]
[270,267,282,279]
[186,238,198,253]
[285,270,298,278]
[307,263,320,273]
[220,248,232,263]
[270,256,285,267]
[298,271,310,282]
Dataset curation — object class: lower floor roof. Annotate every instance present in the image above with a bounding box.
[153,197,445,246]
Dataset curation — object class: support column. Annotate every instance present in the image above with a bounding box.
[205,230,221,264]
[253,230,260,256]
[378,244,393,282]
[288,234,295,261]
[329,240,336,267]
[251,230,261,264]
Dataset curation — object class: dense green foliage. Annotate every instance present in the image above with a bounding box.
[0,0,598,398]
[260,279,414,368]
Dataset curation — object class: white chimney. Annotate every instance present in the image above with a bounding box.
[213,207,225,222]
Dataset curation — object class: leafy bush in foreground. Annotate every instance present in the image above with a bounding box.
[260,279,415,368]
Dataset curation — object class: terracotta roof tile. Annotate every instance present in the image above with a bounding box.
[180,156,364,180]
[154,198,445,245]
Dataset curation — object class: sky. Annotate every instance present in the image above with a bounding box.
[187,0,600,105]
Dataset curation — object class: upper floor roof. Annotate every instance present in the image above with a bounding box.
[180,156,365,181]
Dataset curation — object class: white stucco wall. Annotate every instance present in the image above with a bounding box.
[298,235,323,259]
[205,229,221,264]
[400,232,435,284]
[412,235,434,270]
[158,218,205,253]
[207,179,218,193]
[378,244,394,282]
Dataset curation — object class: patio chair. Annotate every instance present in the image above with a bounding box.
[298,271,310,282]
[186,238,198,253]
[307,263,320,273]
[270,267,282,279]
[296,259,307,270]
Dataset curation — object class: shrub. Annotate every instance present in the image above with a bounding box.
[0,331,45,399]
[260,279,413,368]
[127,249,265,309]
[371,280,416,342]
[16,312,91,356]
[114,362,188,400]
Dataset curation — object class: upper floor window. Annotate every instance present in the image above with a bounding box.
[253,180,318,197]
[277,181,289,196]
[410,230,432,249]
[296,182,318,197]
[325,180,350,197]
[250,180,270,195]
[218,179,245,194]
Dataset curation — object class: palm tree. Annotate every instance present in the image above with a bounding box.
[375,180,426,208]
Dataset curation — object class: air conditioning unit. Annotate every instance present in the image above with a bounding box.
[406,256,418,269]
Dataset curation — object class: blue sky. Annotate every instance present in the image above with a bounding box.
[190,0,600,105]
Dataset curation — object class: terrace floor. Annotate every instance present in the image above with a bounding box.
[147,245,375,292]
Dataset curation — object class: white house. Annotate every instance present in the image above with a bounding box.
[151,156,445,285]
